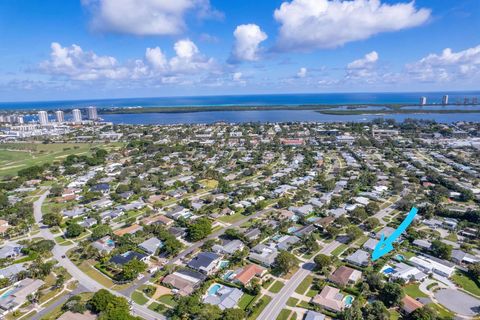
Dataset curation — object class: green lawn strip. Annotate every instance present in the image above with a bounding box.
[247,295,272,320]
[238,293,256,310]
[131,291,149,305]
[286,298,298,307]
[218,211,246,224]
[148,302,169,314]
[429,303,455,319]
[276,309,292,320]
[451,271,480,296]
[306,289,318,298]
[297,300,311,309]
[78,261,115,288]
[295,275,313,295]
[403,284,428,298]
[157,294,177,307]
[331,244,348,257]
[269,280,285,294]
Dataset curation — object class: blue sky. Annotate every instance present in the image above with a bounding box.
[0,0,479,101]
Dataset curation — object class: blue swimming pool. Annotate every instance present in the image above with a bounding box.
[383,267,395,274]
[208,284,222,296]
[219,260,229,269]
[344,295,354,306]
[223,271,234,280]
[395,254,405,261]
[0,289,15,300]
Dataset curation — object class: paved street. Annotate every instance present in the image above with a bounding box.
[257,240,341,320]
[33,191,165,320]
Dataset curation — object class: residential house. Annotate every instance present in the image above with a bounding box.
[113,224,143,237]
[203,285,243,310]
[0,220,10,235]
[249,244,278,267]
[244,228,261,240]
[312,285,345,313]
[92,236,115,254]
[362,238,379,252]
[0,264,26,280]
[345,250,370,267]
[57,311,97,320]
[451,250,480,265]
[142,214,174,227]
[412,239,432,250]
[328,266,362,287]
[212,240,245,255]
[232,264,266,286]
[401,295,424,314]
[0,244,23,259]
[276,235,300,251]
[409,255,455,278]
[162,269,206,296]
[305,311,326,320]
[109,251,148,266]
[387,263,427,282]
[139,237,163,255]
[187,252,221,275]
[0,278,45,315]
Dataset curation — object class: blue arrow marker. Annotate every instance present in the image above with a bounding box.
[372,207,418,261]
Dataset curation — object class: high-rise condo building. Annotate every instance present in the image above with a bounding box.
[72,109,82,123]
[38,111,49,125]
[442,95,449,105]
[420,97,427,106]
[87,106,98,120]
[55,110,65,123]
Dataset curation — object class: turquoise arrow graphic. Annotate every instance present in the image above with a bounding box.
[372,207,418,261]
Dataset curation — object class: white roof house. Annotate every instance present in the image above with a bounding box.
[409,256,455,278]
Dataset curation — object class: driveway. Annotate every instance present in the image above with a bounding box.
[434,288,480,317]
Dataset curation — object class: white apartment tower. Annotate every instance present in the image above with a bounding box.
[38,111,49,125]
[72,109,82,123]
[420,97,427,106]
[55,110,65,123]
[87,106,98,120]
[442,95,449,105]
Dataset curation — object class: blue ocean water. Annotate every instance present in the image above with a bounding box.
[1,92,479,110]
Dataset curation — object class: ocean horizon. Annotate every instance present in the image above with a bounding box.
[1,91,480,111]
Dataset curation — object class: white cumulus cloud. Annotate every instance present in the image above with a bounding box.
[82,0,220,36]
[297,67,307,78]
[40,40,218,82]
[230,24,268,63]
[406,45,480,82]
[274,0,431,51]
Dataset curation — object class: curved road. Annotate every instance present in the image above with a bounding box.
[33,191,164,320]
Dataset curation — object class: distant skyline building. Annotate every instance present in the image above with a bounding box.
[38,111,49,125]
[72,109,82,123]
[420,96,427,106]
[16,116,24,124]
[87,106,98,120]
[442,95,449,105]
[55,110,65,123]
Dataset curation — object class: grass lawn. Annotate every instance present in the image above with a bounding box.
[218,211,246,224]
[286,297,298,307]
[269,280,285,294]
[389,309,400,320]
[331,244,348,257]
[403,284,428,298]
[78,261,115,288]
[131,291,149,305]
[306,289,318,298]
[148,302,168,314]
[297,300,311,309]
[295,275,313,295]
[238,293,256,310]
[247,295,272,320]
[452,271,480,296]
[0,142,123,178]
[429,303,455,319]
[444,233,457,242]
[157,294,177,307]
[276,309,292,320]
